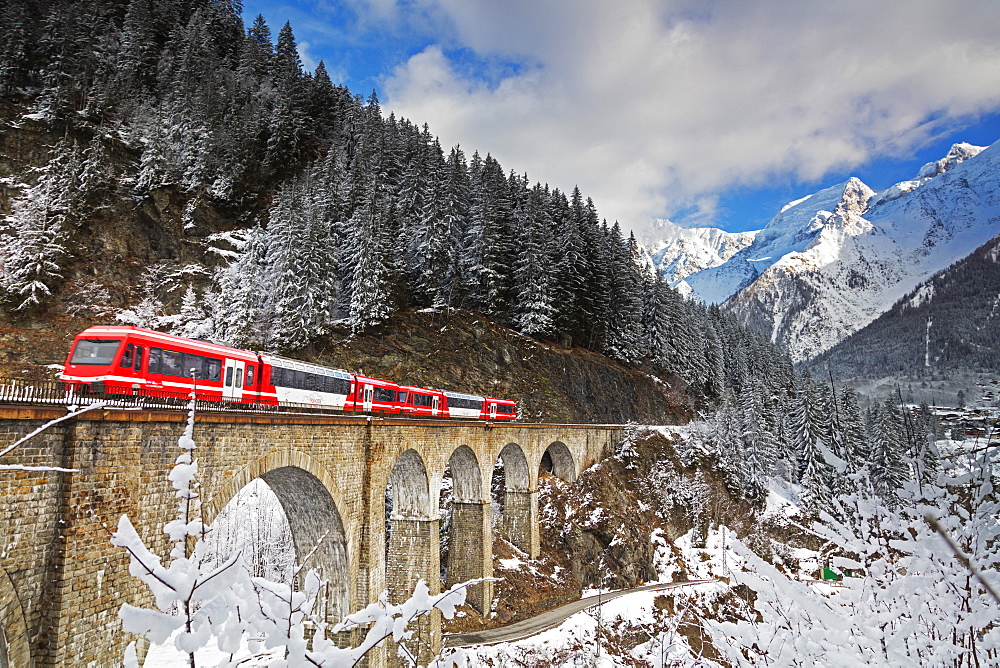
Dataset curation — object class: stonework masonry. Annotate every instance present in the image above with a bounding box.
[0,406,620,666]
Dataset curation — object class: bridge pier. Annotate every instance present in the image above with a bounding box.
[502,490,540,558]
[387,517,441,663]
[445,501,494,613]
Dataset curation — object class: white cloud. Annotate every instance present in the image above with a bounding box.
[297,40,318,73]
[376,0,1000,233]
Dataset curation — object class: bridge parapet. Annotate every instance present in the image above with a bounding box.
[0,406,622,666]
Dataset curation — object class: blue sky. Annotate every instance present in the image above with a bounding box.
[245,0,1000,236]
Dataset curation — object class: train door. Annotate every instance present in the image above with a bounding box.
[223,359,245,401]
[489,402,498,420]
[363,384,374,412]
[432,396,440,417]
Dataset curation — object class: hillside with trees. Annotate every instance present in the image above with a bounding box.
[0,0,796,417]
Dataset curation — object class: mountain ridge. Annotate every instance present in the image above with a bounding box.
[649,140,1000,363]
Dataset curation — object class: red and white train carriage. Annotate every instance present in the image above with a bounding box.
[58,326,517,420]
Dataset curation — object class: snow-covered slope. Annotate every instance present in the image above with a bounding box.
[646,219,757,284]
[651,141,1000,363]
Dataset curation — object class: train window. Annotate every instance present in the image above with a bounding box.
[497,404,514,414]
[119,343,134,368]
[234,367,243,388]
[246,367,254,386]
[146,348,221,380]
[270,367,283,387]
[446,396,481,410]
[134,346,143,371]
[413,393,433,408]
[305,373,317,391]
[70,339,121,366]
[224,366,234,387]
[147,347,161,373]
[161,350,183,375]
[398,391,407,403]
[202,358,221,382]
[374,387,396,403]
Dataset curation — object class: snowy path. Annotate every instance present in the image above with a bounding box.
[444,579,714,648]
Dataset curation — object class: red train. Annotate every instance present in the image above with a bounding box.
[58,326,517,420]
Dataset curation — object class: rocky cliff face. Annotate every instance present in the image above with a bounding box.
[0,99,237,375]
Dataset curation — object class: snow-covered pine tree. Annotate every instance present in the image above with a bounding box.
[912,402,941,487]
[463,152,514,317]
[738,384,778,501]
[213,225,268,349]
[788,378,834,511]
[350,195,395,334]
[603,224,644,362]
[552,186,589,344]
[867,398,911,503]
[838,386,868,476]
[641,273,670,363]
[165,286,212,339]
[264,176,338,352]
[2,137,84,310]
[264,22,309,173]
[701,317,727,399]
[513,182,557,337]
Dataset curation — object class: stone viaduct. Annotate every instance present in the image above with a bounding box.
[0,405,622,666]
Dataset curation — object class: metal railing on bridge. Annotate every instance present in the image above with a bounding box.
[0,377,350,417]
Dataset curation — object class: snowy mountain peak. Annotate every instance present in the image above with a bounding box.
[765,178,874,234]
[874,142,987,206]
[916,142,985,180]
[646,219,757,284]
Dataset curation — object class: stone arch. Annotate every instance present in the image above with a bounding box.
[493,443,536,556]
[389,448,432,519]
[204,451,351,621]
[497,442,530,492]
[540,441,577,482]
[447,445,483,503]
[0,569,30,668]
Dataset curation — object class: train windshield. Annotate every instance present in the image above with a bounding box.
[70,339,121,365]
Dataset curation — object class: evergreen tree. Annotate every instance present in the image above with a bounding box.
[789,378,833,511]
[513,183,557,337]
[604,225,645,362]
[461,154,512,317]
[214,225,268,348]
[739,384,778,501]
[867,399,911,503]
[839,387,869,475]
[350,196,394,334]
[1,138,84,310]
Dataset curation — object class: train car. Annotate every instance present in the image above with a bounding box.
[481,397,517,421]
[60,325,260,401]
[259,354,354,409]
[347,374,403,414]
[398,385,446,418]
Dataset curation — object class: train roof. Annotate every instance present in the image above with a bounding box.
[74,326,258,360]
[258,353,353,379]
[443,390,484,401]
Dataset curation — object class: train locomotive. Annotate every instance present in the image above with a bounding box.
[58,326,517,420]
